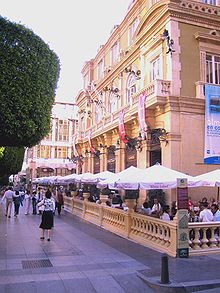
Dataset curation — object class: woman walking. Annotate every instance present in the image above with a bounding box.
[24,190,31,215]
[37,189,55,241]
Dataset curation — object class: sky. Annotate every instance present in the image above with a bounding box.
[0,0,131,103]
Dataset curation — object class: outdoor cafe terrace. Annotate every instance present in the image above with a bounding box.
[32,164,220,257]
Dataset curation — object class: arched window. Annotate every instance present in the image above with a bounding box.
[126,73,137,105]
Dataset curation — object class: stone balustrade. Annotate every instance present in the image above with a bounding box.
[189,222,220,255]
[63,196,220,257]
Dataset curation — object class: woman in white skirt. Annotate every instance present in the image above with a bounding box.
[37,189,55,241]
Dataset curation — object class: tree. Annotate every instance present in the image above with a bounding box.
[0,16,60,147]
[0,146,25,185]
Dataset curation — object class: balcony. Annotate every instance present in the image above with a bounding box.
[80,79,171,140]
[81,79,171,139]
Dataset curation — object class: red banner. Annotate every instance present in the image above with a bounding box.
[87,130,95,154]
[118,110,128,143]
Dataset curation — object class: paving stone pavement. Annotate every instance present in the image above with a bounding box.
[1,202,220,293]
[0,202,157,293]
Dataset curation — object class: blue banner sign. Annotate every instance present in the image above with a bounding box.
[204,84,220,164]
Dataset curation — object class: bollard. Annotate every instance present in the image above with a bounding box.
[160,254,170,284]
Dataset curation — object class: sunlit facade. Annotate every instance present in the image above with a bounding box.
[75,0,220,203]
[25,101,78,183]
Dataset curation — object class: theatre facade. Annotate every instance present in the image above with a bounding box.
[74,0,220,202]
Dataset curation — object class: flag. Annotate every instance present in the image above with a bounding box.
[118,110,128,143]
[138,91,147,135]
[72,135,78,157]
[87,129,95,154]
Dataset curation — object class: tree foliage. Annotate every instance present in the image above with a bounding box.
[0,16,60,147]
[0,146,25,185]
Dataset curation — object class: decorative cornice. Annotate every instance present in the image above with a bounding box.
[195,32,220,46]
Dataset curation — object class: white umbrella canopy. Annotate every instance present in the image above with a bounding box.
[97,166,145,189]
[57,173,82,184]
[32,177,47,184]
[33,176,59,185]
[193,169,220,187]
[94,170,117,181]
[75,172,97,184]
[138,164,200,190]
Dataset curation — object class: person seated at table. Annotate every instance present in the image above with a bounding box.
[112,194,123,209]
[151,198,162,217]
[170,201,177,220]
[209,197,217,208]
[211,204,220,221]
[199,197,208,210]
[160,205,171,221]
[188,197,194,211]
[199,202,213,222]
[141,201,152,215]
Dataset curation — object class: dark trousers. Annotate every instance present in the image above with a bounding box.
[14,203,20,215]
[32,200,37,214]
[56,202,62,215]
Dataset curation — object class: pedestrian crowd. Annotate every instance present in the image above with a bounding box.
[0,185,64,241]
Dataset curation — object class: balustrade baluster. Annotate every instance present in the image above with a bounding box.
[209,227,217,248]
[201,228,209,249]
[192,227,201,250]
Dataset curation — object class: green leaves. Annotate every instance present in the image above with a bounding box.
[0,146,25,185]
[0,17,60,147]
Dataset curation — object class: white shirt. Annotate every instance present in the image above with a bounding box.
[151,203,161,213]
[1,190,14,202]
[199,208,213,222]
[160,212,170,221]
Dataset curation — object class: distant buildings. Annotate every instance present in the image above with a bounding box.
[23,101,78,184]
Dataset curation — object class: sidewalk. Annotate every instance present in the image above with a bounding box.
[0,203,220,293]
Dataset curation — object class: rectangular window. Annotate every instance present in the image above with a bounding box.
[37,146,51,158]
[110,41,120,65]
[206,54,220,85]
[58,120,69,141]
[203,0,216,5]
[97,59,104,79]
[151,56,162,81]
[54,147,67,159]
[128,18,139,46]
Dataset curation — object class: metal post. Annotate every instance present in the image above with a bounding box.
[161,254,170,284]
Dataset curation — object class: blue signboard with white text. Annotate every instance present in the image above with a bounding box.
[204,84,220,164]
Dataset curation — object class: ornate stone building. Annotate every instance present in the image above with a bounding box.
[24,101,78,183]
[75,0,220,202]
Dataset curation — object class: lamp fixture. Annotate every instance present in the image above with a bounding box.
[102,86,120,97]
[162,29,175,55]
[124,67,141,80]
